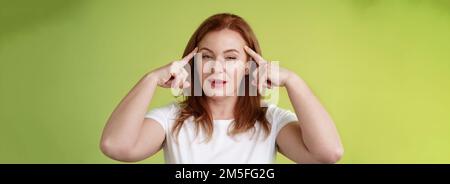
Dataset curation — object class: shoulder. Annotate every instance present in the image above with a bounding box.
[145,102,181,121]
[263,102,298,126]
[152,102,180,113]
[264,102,293,117]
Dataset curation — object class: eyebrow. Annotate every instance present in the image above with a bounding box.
[199,47,213,53]
[199,47,240,54]
[223,49,240,54]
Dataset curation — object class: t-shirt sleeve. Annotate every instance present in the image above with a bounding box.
[268,105,299,136]
[144,103,176,132]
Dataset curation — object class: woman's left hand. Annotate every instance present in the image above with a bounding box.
[244,46,293,93]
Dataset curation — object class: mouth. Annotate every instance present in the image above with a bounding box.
[208,79,228,88]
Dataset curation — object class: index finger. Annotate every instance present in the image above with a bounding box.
[244,45,266,65]
[179,47,198,66]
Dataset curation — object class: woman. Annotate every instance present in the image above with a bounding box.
[100,13,343,164]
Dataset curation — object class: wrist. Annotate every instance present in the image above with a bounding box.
[285,72,303,88]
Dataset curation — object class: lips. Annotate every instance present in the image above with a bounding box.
[209,79,227,88]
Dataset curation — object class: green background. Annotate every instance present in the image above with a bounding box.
[1,0,449,163]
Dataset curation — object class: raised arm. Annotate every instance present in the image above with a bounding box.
[279,74,343,163]
[100,48,197,162]
[244,46,343,164]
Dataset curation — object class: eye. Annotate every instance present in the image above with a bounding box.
[202,55,213,60]
[225,56,237,61]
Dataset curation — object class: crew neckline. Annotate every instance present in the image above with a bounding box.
[213,119,234,123]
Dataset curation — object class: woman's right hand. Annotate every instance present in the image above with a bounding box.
[148,47,198,89]
[100,47,198,162]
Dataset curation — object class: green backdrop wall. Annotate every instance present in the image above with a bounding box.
[1,0,449,163]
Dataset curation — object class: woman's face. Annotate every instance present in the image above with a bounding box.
[196,29,248,97]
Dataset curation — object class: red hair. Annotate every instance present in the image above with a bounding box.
[172,13,270,143]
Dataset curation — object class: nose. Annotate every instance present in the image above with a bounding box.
[211,59,225,73]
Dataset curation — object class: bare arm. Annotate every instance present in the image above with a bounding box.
[278,74,343,163]
[244,46,343,164]
[100,48,198,162]
[100,74,164,162]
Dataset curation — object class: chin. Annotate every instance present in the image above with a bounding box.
[203,88,236,98]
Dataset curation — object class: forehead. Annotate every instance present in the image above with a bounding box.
[198,29,246,52]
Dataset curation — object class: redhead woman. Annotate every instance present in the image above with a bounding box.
[100,13,343,164]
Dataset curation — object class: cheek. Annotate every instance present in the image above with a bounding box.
[200,60,214,74]
[194,61,209,83]
[226,64,245,81]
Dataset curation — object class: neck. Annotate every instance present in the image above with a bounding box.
[206,96,238,120]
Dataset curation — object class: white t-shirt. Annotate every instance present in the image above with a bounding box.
[144,102,298,164]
